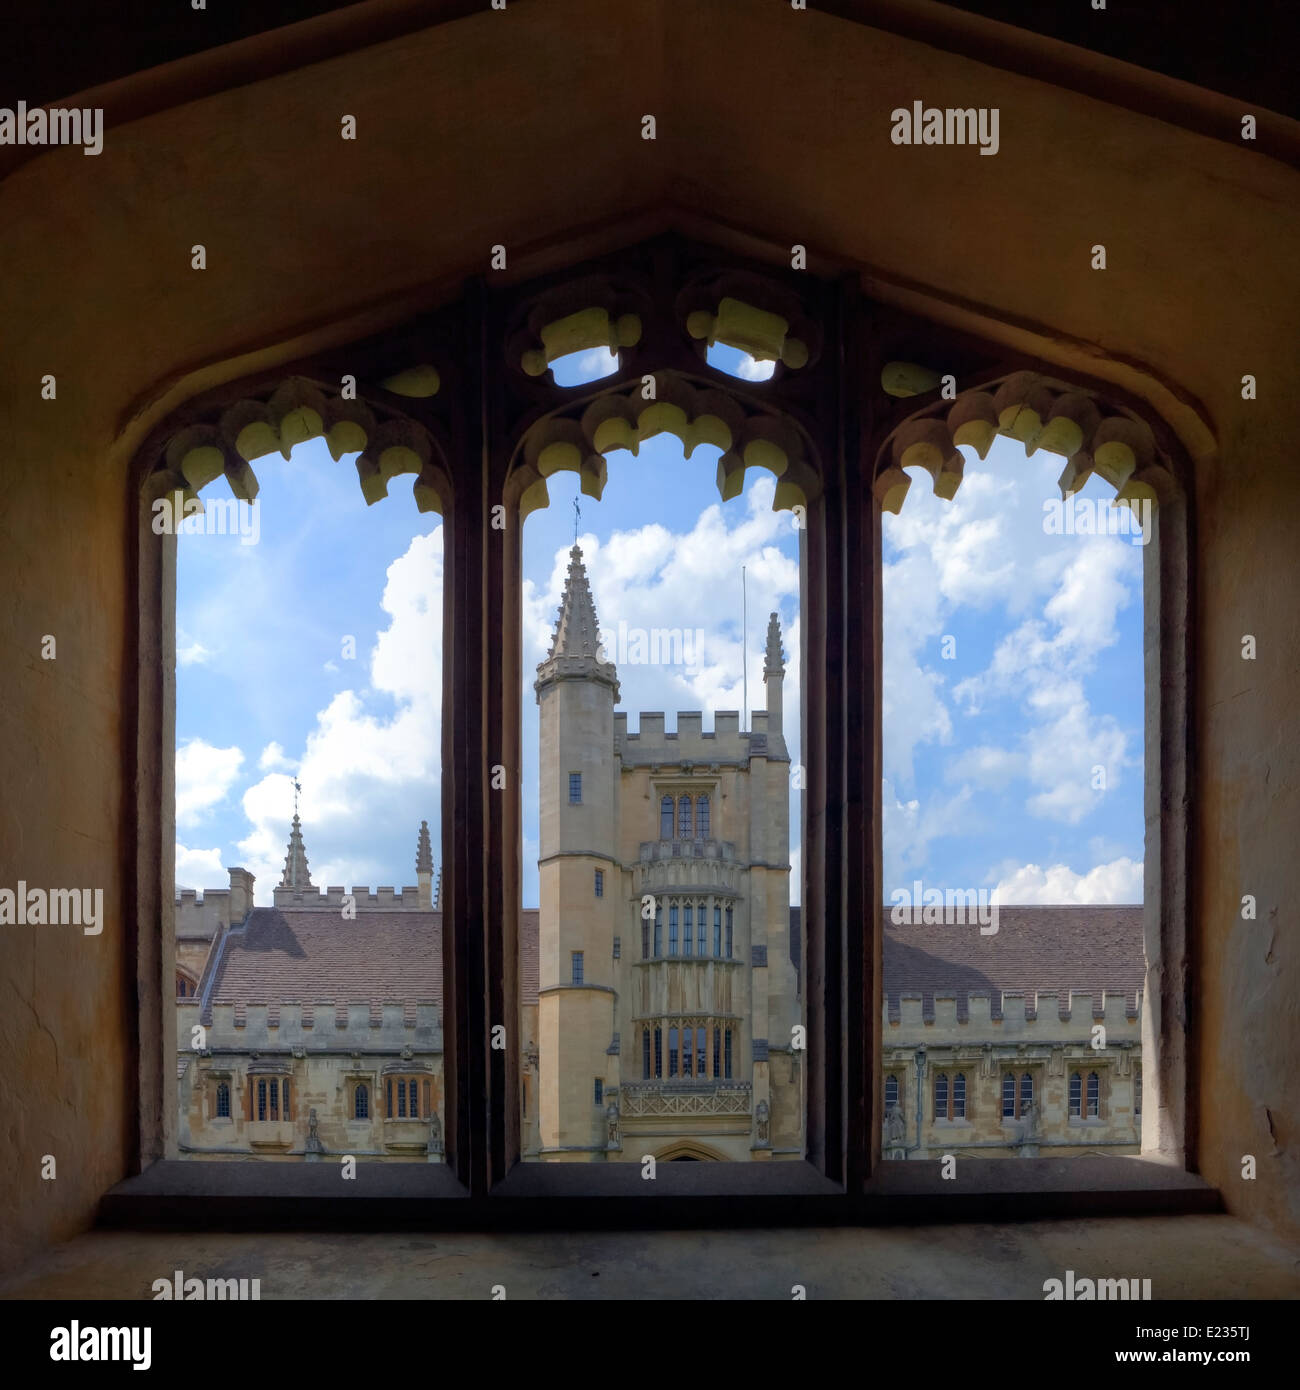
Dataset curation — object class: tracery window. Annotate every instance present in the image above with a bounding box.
[678,795,692,839]
[386,1077,427,1119]
[884,1073,900,1114]
[934,1071,966,1121]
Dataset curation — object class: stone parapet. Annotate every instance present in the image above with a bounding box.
[179,999,442,1051]
[270,884,424,909]
[886,989,1141,1038]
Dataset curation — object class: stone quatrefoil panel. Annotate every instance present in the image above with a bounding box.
[145,371,447,515]
[874,369,1174,514]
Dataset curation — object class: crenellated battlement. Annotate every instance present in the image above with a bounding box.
[270,884,426,910]
[885,989,1141,1038]
[615,709,785,764]
[179,998,442,1051]
[176,866,255,936]
[175,887,229,938]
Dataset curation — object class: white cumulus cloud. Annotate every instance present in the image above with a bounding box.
[992,857,1143,904]
[175,738,244,828]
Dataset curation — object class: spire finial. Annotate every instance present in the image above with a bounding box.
[416,819,434,875]
[765,611,786,673]
[573,494,581,547]
[278,789,313,892]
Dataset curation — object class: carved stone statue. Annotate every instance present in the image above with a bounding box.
[428,1109,444,1155]
[1019,1101,1039,1141]
[754,1098,771,1147]
[885,1103,906,1145]
[304,1106,324,1159]
[606,1100,620,1150]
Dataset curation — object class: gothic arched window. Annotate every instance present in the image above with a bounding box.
[884,1073,899,1114]
[696,794,710,838]
[678,795,692,839]
[682,1027,693,1076]
[354,1083,369,1120]
[669,903,678,955]
[660,796,673,840]
[215,1081,230,1118]
[683,903,693,955]
[1002,1072,1016,1117]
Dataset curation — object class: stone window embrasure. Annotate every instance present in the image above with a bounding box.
[138,235,1191,1205]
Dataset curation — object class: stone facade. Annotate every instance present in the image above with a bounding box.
[177,1001,444,1162]
[881,907,1144,1158]
[882,994,1142,1159]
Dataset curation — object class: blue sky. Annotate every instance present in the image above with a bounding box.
[174,347,1142,908]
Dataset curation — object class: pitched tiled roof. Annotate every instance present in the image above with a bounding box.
[882,905,1144,1017]
[205,904,1135,1017]
[210,906,543,1009]
[211,908,442,1005]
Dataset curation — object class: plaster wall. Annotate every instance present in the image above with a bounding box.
[1,0,1297,1270]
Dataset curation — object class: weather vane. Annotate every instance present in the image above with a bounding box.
[573,494,581,546]
[293,777,301,818]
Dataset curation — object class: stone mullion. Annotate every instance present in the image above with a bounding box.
[441,280,493,1194]
[842,279,879,1189]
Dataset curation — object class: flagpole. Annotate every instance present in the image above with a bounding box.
[742,564,748,732]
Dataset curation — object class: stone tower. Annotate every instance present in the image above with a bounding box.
[534,545,621,1158]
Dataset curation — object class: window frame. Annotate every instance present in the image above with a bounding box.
[127,230,1196,1228]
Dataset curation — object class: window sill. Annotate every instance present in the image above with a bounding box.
[98,1156,1218,1232]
